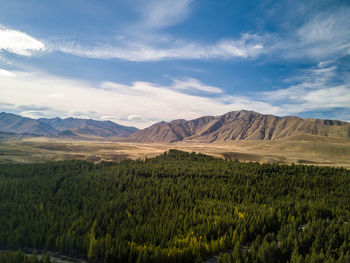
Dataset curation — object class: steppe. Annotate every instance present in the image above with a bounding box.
[1,134,349,168]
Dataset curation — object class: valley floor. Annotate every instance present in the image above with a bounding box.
[0,135,349,168]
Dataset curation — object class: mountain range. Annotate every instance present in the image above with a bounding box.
[0,112,138,139]
[1,111,350,142]
[130,110,350,142]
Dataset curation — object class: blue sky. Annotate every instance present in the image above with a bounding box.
[0,0,349,128]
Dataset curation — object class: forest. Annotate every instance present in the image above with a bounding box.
[0,149,349,263]
[0,250,50,263]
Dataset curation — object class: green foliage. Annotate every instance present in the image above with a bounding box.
[0,149,349,262]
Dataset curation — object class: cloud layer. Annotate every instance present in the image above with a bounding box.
[0,69,281,128]
[2,64,349,128]
[0,25,45,56]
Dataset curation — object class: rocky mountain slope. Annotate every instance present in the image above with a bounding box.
[129,110,350,143]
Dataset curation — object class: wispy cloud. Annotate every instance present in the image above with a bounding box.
[53,1,350,63]
[47,0,265,62]
[171,78,223,94]
[294,7,350,59]
[58,33,265,62]
[262,62,350,114]
[266,4,350,61]
[0,25,45,56]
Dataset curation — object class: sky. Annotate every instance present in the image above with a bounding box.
[0,0,349,128]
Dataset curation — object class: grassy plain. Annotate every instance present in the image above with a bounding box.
[1,135,349,168]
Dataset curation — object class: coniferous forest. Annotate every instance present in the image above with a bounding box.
[0,250,50,263]
[0,150,349,263]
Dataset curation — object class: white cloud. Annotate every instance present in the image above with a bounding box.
[171,78,223,94]
[127,115,143,121]
[20,110,46,119]
[0,69,281,128]
[48,93,65,99]
[215,35,264,58]
[317,60,334,68]
[58,33,266,62]
[0,68,16,77]
[0,25,45,56]
[303,86,350,108]
[0,65,348,127]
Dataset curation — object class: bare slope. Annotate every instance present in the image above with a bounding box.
[130,110,350,142]
[1,136,350,168]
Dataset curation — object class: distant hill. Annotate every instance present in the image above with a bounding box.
[38,117,138,138]
[0,112,58,136]
[0,112,138,139]
[129,110,350,143]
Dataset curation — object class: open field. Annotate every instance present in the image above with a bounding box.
[0,134,350,168]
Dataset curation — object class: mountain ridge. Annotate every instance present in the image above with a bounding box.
[0,112,58,136]
[0,112,138,139]
[129,110,350,142]
[38,116,138,138]
[1,110,349,142]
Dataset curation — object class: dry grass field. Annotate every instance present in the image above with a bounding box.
[1,134,350,168]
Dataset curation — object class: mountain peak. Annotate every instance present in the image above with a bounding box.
[130,110,350,143]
